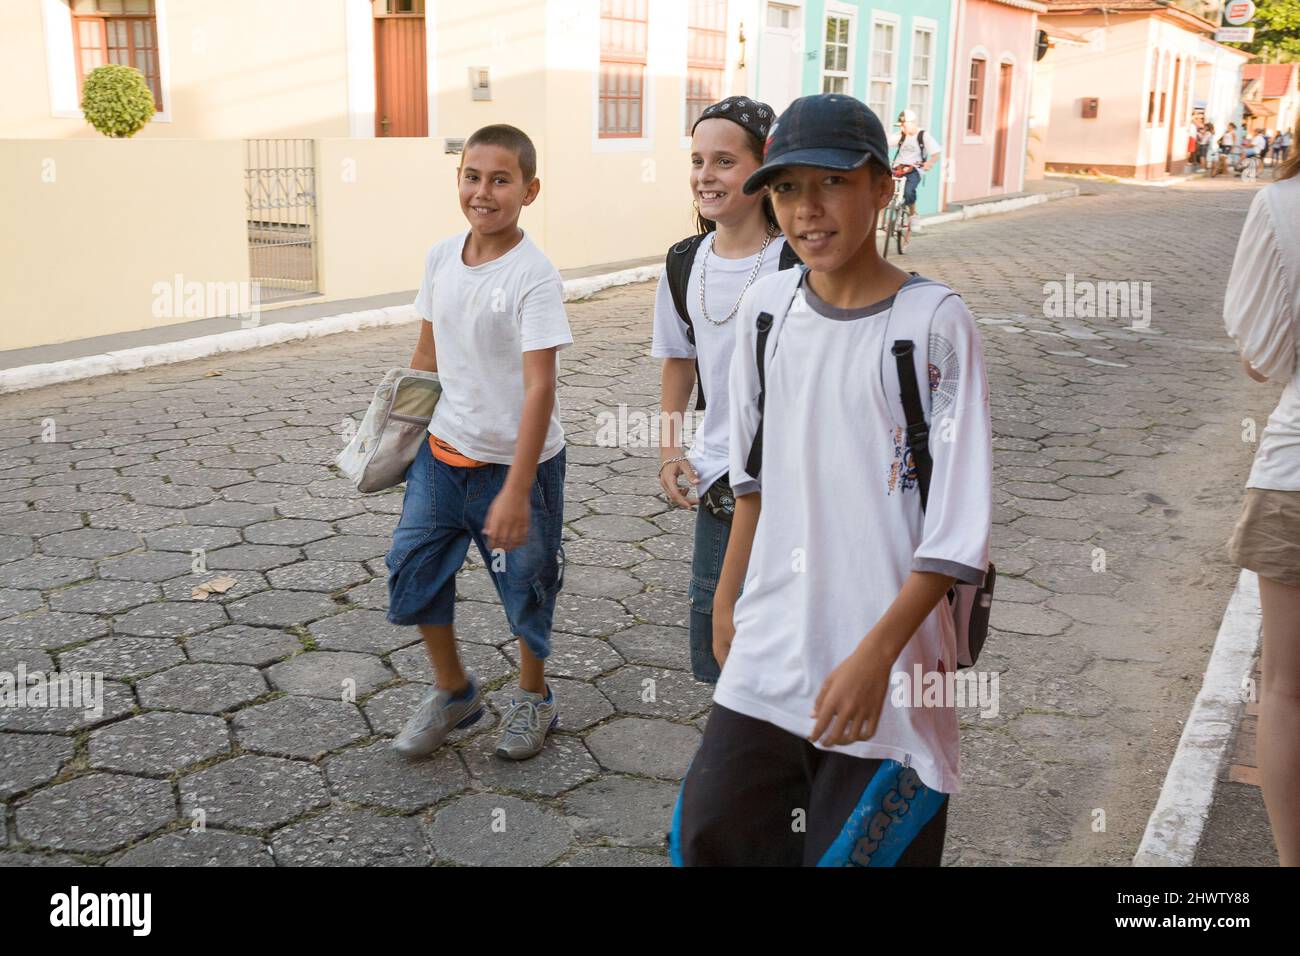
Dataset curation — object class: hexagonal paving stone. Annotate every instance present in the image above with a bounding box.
[0,679,134,733]
[390,641,513,686]
[608,624,690,670]
[0,732,75,798]
[628,560,692,594]
[143,525,242,553]
[622,591,690,628]
[185,625,302,666]
[233,695,370,759]
[307,609,417,655]
[585,717,700,780]
[271,808,430,866]
[562,775,679,847]
[275,497,366,521]
[267,650,392,699]
[304,535,390,561]
[227,590,341,627]
[0,511,83,537]
[89,711,231,775]
[244,519,334,546]
[561,565,644,601]
[343,579,390,611]
[571,514,659,542]
[556,538,646,569]
[179,755,328,829]
[109,829,272,867]
[207,544,303,572]
[597,666,713,719]
[58,635,185,678]
[16,773,175,853]
[266,560,369,593]
[550,594,635,637]
[0,534,35,565]
[98,552,197,583]
[487,678,613,733]
[324,740,469,812]
[0,556,93,590]
[87,503,185,532]
[0,588,43,619]
[559,847,668,867]
[113,601,230,638]
[136,662,268,714]
[426,793,573,867]
[503,634,622,681]
[461,733,601,797]
[48,579,161,614]
[181,502,276,527]
[39,528,140,559]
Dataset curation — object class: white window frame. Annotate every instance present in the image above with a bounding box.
[866,9,900,122]
[908,17,937,131]
[43,0,173,123]
[963,44,990,145]
[820,2,856,96]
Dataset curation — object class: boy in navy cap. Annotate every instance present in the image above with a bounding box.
[668,94,992,866]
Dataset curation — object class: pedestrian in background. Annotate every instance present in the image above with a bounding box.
[1224,115,1300,867]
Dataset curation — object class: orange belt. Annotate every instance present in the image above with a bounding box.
[429,433,488,468]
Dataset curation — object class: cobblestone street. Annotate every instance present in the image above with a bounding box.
[0,177,1278,866]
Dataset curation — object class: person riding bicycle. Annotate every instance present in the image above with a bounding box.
[892,110,941,218]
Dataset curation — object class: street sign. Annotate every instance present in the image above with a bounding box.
[1215,27,1255,42]
[1223,1,1256,27]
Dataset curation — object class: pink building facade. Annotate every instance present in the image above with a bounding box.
[944,0,1045,206]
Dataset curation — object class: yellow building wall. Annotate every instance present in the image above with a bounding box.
[0,138,248,351]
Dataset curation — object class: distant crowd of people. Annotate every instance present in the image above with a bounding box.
[1192,116,1293,175]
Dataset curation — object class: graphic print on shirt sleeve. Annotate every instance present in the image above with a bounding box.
[928,331,960,417]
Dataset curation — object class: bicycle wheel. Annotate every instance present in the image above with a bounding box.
[1242,161,1257,184]
[882,206,897,259]
[896,210,911,255]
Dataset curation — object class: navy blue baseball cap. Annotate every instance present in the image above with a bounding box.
[742,94,891,194]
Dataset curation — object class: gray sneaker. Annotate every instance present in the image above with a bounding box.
[495,686,558,760]
[392,675,484,758]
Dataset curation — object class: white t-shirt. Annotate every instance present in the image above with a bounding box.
[1225,176,1300,491]
[650,231,789,493]
[894,130,942,167]
[719,269,992,795]
[414,229,573,465]
[1250,134,1267,154]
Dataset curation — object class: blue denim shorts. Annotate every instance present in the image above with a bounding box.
[385,439,566,660]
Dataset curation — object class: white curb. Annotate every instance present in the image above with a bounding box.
[1133,568,1263,866]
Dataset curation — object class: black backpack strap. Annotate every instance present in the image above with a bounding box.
[743,311,775,479]
[891,339,933,512]
[777,240,802,271]
[665,234,706,410]
[919,130,927,165]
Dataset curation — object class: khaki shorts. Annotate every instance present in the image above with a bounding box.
[1228,488,1300,588]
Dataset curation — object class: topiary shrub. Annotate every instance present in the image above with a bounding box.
[82,64,155,138]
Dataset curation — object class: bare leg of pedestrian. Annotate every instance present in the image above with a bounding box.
[1257,575,1300,866]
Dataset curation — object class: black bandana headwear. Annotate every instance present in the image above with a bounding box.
[691,95,775,144]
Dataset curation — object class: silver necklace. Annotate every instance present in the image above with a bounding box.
[699,228,774,326]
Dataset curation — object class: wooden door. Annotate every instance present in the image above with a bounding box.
[991,62,1013,188]
[374,0,428,137]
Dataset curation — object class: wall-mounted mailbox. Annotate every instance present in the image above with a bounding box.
[1082,97,1099,118]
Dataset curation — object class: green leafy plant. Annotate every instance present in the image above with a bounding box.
[81,64,156,138]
